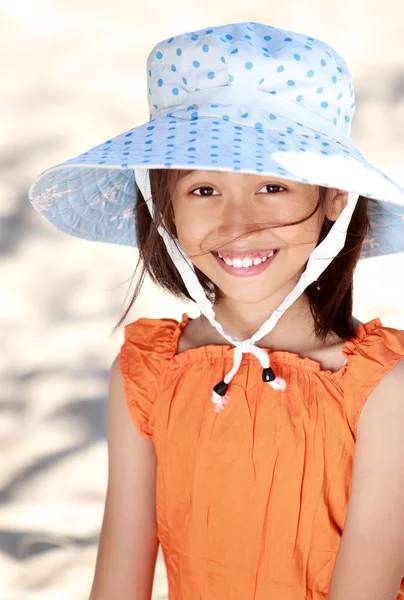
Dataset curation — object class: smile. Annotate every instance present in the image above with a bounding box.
[212,249,279,277]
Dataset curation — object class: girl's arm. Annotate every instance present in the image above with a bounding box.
[328,358,404,600]
[89,353,159,600]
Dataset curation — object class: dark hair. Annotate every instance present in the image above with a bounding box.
[113,168,369,341]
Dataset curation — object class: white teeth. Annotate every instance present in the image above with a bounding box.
[217,250,275,268]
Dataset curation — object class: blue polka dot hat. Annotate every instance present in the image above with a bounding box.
[29,21,404,249]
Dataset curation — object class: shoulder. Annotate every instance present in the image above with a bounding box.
[122,314,188,359]
[358,356,404,428]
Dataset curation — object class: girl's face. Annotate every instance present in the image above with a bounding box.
[171,170,347,305]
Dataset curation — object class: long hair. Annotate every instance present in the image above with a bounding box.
[113,168,370,341]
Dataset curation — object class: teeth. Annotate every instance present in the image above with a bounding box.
[217,250,275,268]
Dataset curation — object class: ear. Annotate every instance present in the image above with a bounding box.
[325,188,349,221]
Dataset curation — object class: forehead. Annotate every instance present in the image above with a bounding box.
[172,169,310,189]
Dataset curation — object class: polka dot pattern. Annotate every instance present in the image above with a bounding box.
[28,21,404,248]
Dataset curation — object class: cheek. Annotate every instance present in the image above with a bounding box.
[173,211,212,257]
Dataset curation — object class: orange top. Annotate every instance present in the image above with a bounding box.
[119,313,404,600]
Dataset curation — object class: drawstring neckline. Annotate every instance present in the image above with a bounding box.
[211,340,287,412]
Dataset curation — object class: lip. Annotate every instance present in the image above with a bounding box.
[213,250,279,277]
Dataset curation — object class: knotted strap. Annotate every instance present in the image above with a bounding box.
[211,339,286,412]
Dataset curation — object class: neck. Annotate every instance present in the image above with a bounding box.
[206,289,332,355]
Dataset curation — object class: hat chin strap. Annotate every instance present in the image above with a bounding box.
[134,167,359,411]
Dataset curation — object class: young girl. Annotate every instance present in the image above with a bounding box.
[29,21,404,600]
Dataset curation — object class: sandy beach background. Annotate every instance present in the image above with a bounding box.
[1,1,403,598]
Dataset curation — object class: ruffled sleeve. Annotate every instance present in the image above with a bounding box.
[342,318,404,438]
[119,314,189,439]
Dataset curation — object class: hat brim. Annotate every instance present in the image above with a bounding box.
[29,114,404,257]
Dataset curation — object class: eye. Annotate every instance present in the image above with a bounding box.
[190,186,219,197]
[258,184,286,194]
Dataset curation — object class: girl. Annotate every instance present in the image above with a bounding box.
[29,21,404,600]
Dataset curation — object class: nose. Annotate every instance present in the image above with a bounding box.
[217,198,258,237]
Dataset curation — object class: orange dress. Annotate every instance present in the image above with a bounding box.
[119,313,404,600]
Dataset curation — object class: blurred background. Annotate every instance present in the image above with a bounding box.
[1,1,403,598]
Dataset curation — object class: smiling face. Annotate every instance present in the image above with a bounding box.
[170,169,347,306]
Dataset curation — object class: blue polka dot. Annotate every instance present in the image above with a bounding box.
[333,117,337,125]
[332,76,337,83]
[259,78,265,84]
[125,132,133,137]
[296,95,303,102]
[245,61,253,70]
[287,127,294,133]
[322,142,330,147]
[167,37,174,43]
[344,115,350,123]
[158,79,163,87]
[307,70,314,77]
[337,93,343,100]
[264,35,271,41]
[284,37,292,41]
[221,56,226,63]
[188,147,196,151]
[263,53,270,58]
[225,34,233,40]
[261,47,269,52]
[244,34,251,40]
[171,64,176,72]
[305,44,312,50]
[270,90,277,95]
[241,112,249,118]
[156,51,163,59]
[124,141,132,145]
[191,34,199,41]
[207,71,215,79]
[222,115,230,121]
[337,67,343,73]
[231,49,238,54]
[191,112,198,119]
[229,74,234,82]
[320,59,326,66]
[277,65,284,72]
[255,122,263,129]
[269,113,277,120]
[279,141,285,145]
[206,29,214,34]
[193,60,200,68]
[321,101,328,108]
[287,80,295,86]
[294,54,301,61]
[316,87,323,94]
[121,163,128,168]
[202,44,209,52]
[147,126,154,131]
[338,108,342,115]
[321,151,328,155]
[176,48,183,57]
[172,88,179,95]
[182,77,187,85]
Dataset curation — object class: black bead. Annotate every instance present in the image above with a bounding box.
[213,380,228,396]
[262,367,275,382]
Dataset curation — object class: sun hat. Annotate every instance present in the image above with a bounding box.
[29,21,404,412]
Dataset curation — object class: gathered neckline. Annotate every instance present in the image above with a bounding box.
[170,312,384,379]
